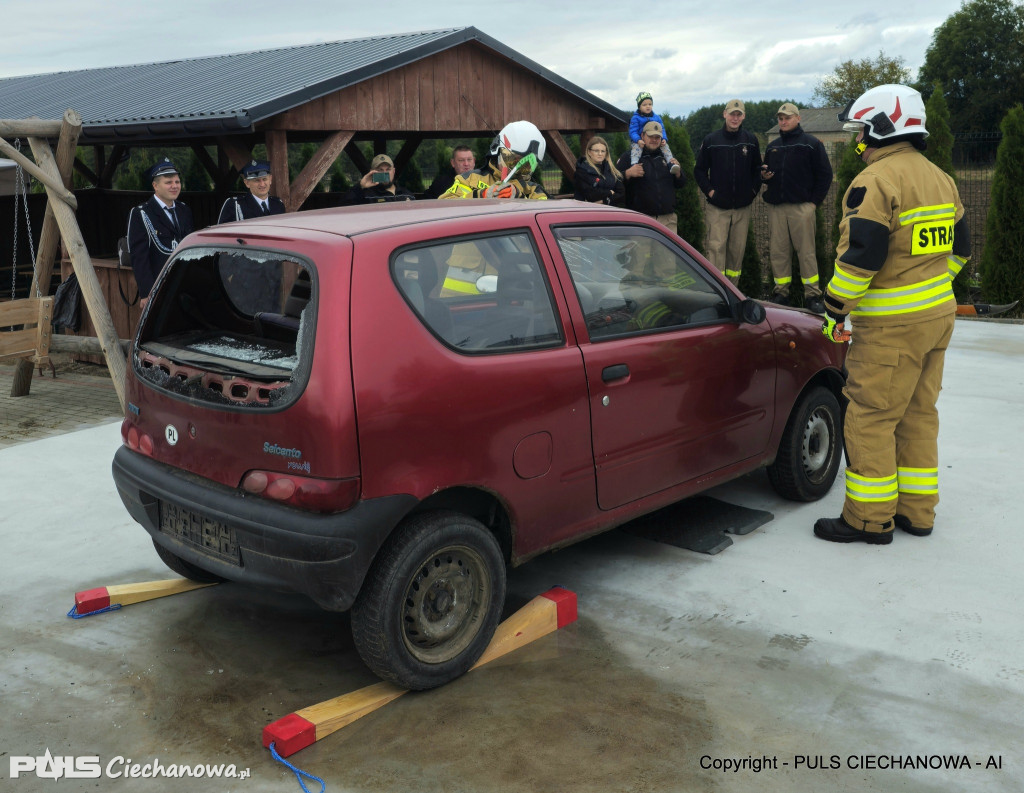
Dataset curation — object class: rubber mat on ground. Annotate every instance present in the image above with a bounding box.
[620,496,774,555]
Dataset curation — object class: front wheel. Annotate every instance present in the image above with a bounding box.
[767,386,842,501]
[350,510,506,690]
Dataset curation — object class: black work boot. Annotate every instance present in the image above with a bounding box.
[813,516,893,545]
[770,291,790,306]
[804,296,826,314]
[894,514,933,536]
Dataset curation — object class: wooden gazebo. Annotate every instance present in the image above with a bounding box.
[0,27,628,211]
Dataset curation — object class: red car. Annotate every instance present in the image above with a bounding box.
[112,200,845,689]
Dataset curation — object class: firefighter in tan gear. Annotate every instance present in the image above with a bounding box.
[814,84,971,545]
[440,120,548,201]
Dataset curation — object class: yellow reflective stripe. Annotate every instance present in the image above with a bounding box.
[442,277,480,295]
[897,467,938,495]
[845,471,898,502]
[899,204,955,226]
[667,272,696,290]
[947,255,967,278]
[633,301,671,328]
[724,269,741,278]
[802,273,819,286]
[828,264,871,300]
[442,181,474,198]
[774,276,792,285]
[851,273,954,316]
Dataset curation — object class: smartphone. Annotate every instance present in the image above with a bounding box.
[371,172,390,184]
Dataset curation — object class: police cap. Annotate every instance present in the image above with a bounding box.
[241,160,272,180]
[149,158,179,179]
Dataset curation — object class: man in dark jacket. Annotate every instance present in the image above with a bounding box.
[694,99,762,283]
[342,154,415,204]
[762,103,833,311]
[217,160,285,222]
[126,158,194,307]
[423,146,476,199]
[615,121,686,232]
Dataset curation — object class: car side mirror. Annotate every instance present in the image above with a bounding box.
[735,298,766,325]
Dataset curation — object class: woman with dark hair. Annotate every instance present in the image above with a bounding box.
[573,136,624,205]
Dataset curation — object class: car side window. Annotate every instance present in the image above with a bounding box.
[554,227,731,339]
[392,232,562,353]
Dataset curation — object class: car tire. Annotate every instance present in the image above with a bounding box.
[767,386,842,502]
[350,510,506,690]
[152,540,226,584]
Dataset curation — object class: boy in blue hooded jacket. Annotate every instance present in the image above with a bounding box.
[630,92,681,175]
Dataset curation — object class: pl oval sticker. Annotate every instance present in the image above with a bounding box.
[165,424,179,446]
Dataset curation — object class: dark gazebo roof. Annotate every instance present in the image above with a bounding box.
[0,27,627,143]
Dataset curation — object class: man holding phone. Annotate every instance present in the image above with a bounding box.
[342,154,415,204]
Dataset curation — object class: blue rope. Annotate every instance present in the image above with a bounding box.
[67,603,122,619]
[269,742,325,793]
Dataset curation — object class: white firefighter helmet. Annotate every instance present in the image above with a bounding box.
[489,120,546,176]
[838,84,928,146]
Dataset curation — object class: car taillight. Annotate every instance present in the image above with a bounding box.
[123,423,155,456]
[240,470,360,513]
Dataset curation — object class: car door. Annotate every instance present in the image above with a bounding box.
[543,222,777,510]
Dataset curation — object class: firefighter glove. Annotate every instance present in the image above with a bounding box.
[822,311,851,343]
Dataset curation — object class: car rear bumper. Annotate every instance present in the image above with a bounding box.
[112,447,416,611]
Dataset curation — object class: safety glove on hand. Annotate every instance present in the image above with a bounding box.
[822,311,851,343]
[475,182,519,199]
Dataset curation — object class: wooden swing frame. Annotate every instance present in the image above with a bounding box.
[0,110,127,412]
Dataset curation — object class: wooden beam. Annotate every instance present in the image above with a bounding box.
[25,133,127,411]
[0,118,63,138]
[287,130,354,212]
[50,334,131,356]
[11,109,82,397]
[542,130,577,184]
[265,129,290,210]
[0,135,78,210]
[73,156,99,186]
[345,141,370,175]
[392,135,424,177]
[217,136,253,173]
[99,145,127,188]
[263,587,578,757]
[74,578,218,616]
[190,143,221,186]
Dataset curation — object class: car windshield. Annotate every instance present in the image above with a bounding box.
[134,246,313,408]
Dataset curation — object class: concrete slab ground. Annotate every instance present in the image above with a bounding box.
[1,319,1022,793]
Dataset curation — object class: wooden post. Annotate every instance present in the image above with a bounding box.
[0,135,78,210]
[265,130,290,210]
[25,133,128,411]
[287,130,354,211]
[541,130,577,185]
[11,109,81,397]
[0,119,62,137]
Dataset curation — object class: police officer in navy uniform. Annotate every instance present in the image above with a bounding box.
[217,160,285,223]
[126,158,194,307]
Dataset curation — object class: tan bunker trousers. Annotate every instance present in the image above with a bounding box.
[841,314,955,533]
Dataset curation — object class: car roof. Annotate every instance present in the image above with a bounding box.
[196,200,634,243]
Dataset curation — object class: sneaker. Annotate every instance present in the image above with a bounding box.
[813,516,893,544]
[770,291,790,306]
[669,163,681,176]
[804,296,826,314]
[894,514,932,536]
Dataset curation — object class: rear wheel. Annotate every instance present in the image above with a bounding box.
[351,510,505,690]
[152,540,226,583]
[768,386,842,501]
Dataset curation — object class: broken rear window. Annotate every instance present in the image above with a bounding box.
[134,246,314,409]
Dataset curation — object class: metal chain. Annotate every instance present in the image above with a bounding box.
[10,142,18,300]
[15,140,38,297]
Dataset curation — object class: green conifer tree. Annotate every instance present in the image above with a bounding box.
[663,118,704,253]
[924,83,956,181]
[979,105,1024,315]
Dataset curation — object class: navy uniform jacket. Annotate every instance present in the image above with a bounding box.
[217,193,286,223]
[126,196,194,298]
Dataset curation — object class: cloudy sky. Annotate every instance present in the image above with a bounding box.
[1,0,964,116]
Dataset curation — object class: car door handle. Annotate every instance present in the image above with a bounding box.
[602,364,629,382]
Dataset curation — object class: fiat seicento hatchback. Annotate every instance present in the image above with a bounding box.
[112,200,846,689]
